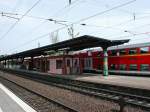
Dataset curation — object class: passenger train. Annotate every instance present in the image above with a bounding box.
[79,42,150,76]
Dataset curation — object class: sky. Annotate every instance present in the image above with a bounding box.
[0,0,150,55]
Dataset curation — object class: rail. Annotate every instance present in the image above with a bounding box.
[0,76,79,112]
[1,68,150,112]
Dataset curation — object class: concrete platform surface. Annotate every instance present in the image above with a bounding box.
[75,74,150,90]
[7,68,150,90]
[52,73,150,90]
[0,83,37,112]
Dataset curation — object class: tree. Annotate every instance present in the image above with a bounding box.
[50,30,59,44]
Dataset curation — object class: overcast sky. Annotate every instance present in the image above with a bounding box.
[0,0,149,55]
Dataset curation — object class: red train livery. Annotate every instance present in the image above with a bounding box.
[80,42,150,72]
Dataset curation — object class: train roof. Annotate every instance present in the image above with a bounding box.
[109,42,150,50]
[77,42,150,53]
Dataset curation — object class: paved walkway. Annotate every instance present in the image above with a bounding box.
[52,73,150,90]
[0,83,36,112]
[75,74,150,90]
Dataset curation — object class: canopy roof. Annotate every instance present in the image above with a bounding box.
[0,35,129,61]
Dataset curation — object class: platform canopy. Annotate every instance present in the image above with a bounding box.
[0,35,129,60]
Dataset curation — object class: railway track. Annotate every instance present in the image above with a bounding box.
[0,76,78,112]
[49,81,150,110]
[0,68,150,112]
[18,74,150,111]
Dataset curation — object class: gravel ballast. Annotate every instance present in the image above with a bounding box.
[0,71,147,112]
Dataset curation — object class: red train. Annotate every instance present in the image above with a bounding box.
[82,42,150,72]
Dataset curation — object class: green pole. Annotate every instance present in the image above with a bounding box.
[103,48,108,76]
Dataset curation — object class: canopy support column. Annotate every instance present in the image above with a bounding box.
[103,47,108,76]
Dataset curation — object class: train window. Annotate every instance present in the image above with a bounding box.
[129,64,137,70]
[140,47,149,54]
[129,49,137,55]
[111,50,118,56]
[85,58,92,68]
[140,64,149,71]
[119,49,126,55]
[56,60,63,69]
[110,64,116,70]
[119,64,126,70]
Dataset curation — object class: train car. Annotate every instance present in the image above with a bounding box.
[109,42,150,72]
[82,42,150,75]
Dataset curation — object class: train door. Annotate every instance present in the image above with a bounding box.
[72,58,80,74]
[66,58,72,74]
[41,59,45,72]
[84,57,93,70]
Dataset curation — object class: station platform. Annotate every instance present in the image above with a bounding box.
[52,73,150,90]
[0,83,36,112]
[9,68,150,91]
[1,68,150,91]
[76,74,150,90]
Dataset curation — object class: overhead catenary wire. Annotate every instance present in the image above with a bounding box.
[92,31,150,45]
[92,0,136,14]
[49,11,150,39]
[52,0,81,17]
[1,13,19,20]
[21,20,48,36]
[72,0,136,24]
[125,32,150,42]
[49,0,137,31]
[7,0,81,44]
[108,15,150,29]
[111,31,150,40]
[80,22,150,39]
[0,0,42,41]
[7,33,50,53]
[80,23,125,31]
[7,0,137,54]
[91,0,144,22]
[28,0,82,33]
[0,0,81,21]
[21,10,150,43]
[94,24,150,40]
[0,11,49,20]
[8,30,150,54]
[36,0,137,38]
[81,14,150,38]
[29,0,138,37]
[2,9,149,31]
[22,0,82,30]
